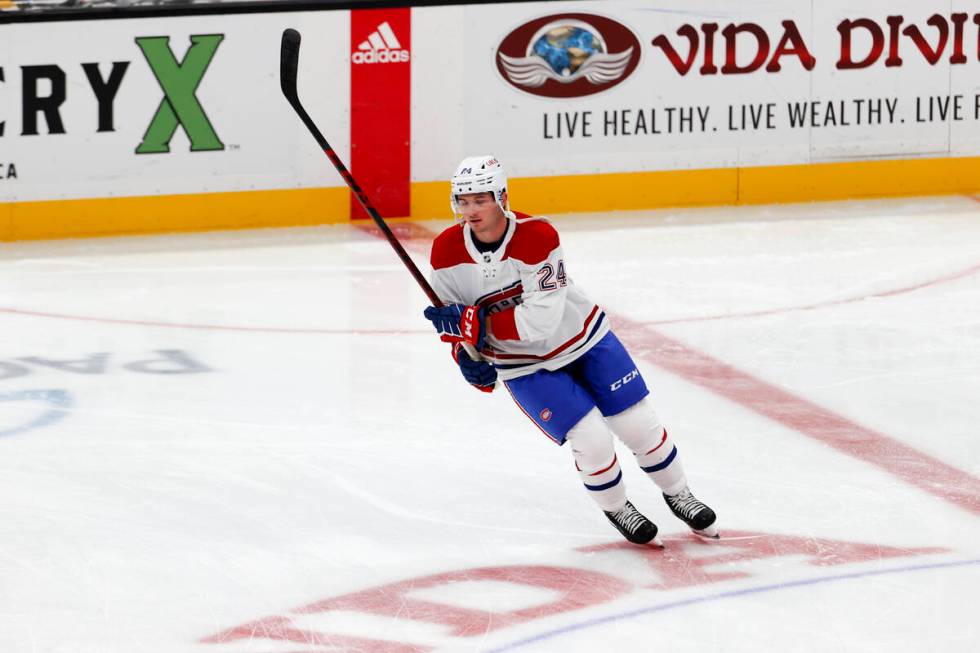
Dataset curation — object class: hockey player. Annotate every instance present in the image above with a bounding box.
[423,155,717,545]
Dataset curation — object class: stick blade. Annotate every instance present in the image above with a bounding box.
[280,28,301,103]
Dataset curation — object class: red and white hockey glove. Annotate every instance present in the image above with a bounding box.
[423,304,487,350]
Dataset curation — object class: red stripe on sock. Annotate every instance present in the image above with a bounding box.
[589,455,618,477]
[645,428,669,456]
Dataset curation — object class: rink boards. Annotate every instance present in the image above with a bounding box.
[3,0,980,239]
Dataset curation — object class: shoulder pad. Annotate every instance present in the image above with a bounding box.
[504,218,560,265]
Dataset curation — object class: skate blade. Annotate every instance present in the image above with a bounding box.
[692,525,720,539]
[650,534,665,548]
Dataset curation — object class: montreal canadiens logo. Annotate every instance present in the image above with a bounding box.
[496,13,641,98]
[540,408,553,422]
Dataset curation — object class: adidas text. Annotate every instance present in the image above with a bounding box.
[352,49,410,64]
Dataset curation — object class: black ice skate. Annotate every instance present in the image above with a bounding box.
[604,500,663,546]
[663,487,719,539]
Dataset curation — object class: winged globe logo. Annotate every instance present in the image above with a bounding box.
[496,14,641,98]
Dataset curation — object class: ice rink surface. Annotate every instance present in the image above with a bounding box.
[1,196,978,652]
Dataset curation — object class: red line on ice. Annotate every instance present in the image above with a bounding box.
[0,307,423,336]
[644,261,980,326]
[5,255,974,333]
[5,222,974,334]
[612,317,980,516]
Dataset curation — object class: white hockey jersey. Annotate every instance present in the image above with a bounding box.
[429,211,610,381]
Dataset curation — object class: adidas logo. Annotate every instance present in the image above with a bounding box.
[352,21,410,64]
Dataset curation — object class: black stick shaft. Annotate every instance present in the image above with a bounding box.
[280,28,443,308]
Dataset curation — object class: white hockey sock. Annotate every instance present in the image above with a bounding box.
[606,399,688,497]
[566,408,626,513]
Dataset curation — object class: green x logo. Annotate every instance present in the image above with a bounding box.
[136,34,224,154]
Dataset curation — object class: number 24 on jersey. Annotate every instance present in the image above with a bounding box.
[537,260,567,291]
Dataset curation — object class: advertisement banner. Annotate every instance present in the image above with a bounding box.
[0,12,350,205]
[407,0,980,183]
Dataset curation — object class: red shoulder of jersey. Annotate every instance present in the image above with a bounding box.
[430,223,470,270]
[504,214,560,265]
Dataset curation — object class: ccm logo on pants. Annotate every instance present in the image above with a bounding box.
[610,369,639,391]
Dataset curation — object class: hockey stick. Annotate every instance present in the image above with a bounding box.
[280,28,439,304]
[279,28,483,361]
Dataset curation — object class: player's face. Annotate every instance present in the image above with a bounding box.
[456,192,508,243]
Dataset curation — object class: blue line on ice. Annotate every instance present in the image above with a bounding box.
[484,557,980,652]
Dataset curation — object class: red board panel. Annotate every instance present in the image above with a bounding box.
[350,8,411,220]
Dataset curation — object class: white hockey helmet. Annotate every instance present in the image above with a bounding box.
[450,155,508,217]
